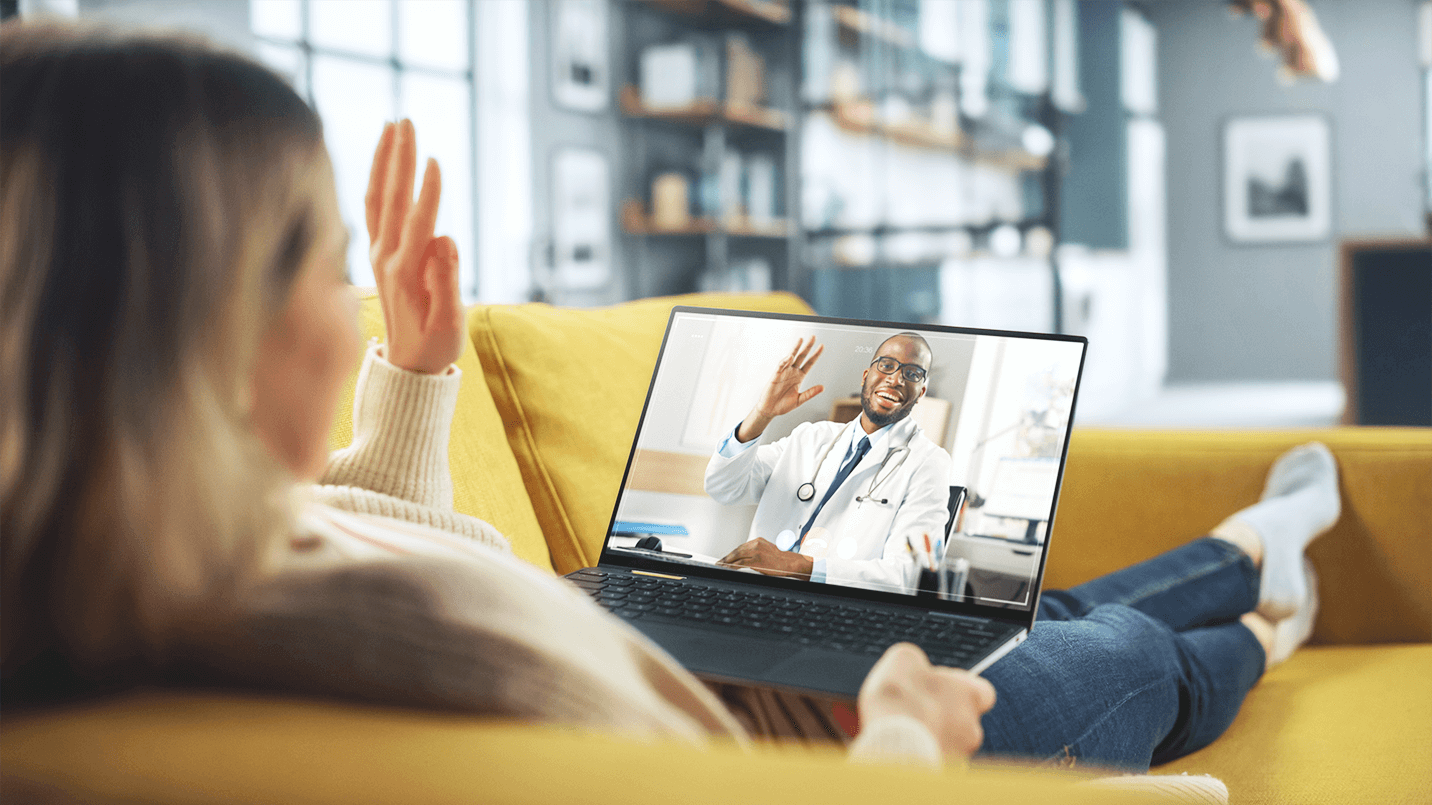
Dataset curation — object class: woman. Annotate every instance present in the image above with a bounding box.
[0,22,1339,781]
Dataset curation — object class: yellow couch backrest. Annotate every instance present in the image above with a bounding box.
[1053,428,1432,645]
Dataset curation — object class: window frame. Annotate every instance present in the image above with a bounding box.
[253,0,481,299]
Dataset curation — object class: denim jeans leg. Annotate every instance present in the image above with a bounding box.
[1037,537,1258,631]
[1151,619,1266,765]
[979,602,1265,770]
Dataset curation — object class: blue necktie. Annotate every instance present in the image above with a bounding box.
[793,435,872,551]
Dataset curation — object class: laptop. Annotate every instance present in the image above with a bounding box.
[564,306,1088,700]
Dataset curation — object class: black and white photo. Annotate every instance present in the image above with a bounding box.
[1224,114,1331,242]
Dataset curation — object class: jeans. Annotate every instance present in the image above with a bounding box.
[977,537,1266,771]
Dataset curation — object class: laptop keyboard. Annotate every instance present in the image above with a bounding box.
[566,568,1017,669]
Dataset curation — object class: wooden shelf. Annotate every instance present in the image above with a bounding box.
[975,148,1049,173]
[644,0,791,26]
[819,100,1048,171]
[622,200,789,238]
[621,86,788,132]
[883,119,963,151]
[830,99,962,151]
[832,5,915,49]
[725,217,791,238]
[806,220,1051,238]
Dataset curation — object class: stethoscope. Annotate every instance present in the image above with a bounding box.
[796,426,917,506]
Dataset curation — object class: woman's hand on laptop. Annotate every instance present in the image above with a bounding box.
[365,119,465,375]
[858,642,997,761]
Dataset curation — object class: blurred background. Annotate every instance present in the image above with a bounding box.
[9,0,1430,429]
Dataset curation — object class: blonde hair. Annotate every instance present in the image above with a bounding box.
[1,21,333,699]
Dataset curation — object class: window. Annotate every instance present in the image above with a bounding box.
[252,0,477,299]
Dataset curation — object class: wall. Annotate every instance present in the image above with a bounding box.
[1149,0,1424,382]
[1051,6,1167,423]
[527,0,625,307]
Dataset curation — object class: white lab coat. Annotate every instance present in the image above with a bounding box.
[704,416,952,594]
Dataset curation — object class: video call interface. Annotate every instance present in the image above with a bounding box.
[606,311,1085,612]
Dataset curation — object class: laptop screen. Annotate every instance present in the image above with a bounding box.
[600,307,1086,616]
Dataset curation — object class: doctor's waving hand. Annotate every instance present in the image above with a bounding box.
[708,333,952,594]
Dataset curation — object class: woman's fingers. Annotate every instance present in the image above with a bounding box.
[425,235,462,333]
[364,121,395,245]
[395,158,441,282]
[379,119,417,257]
[859,643,995,760]
[365,118,463,375]
[936,666,997,713]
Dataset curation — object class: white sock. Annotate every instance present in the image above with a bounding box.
[1267,558,1318,668]
[1228,442,1340,620]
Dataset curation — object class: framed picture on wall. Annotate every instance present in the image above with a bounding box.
[551,0,609,112]
[551,147,611,290]
[1223,115,1332,243]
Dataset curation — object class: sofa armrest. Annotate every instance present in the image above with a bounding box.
[1049,428,1432,645]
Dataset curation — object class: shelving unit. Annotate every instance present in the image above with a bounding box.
[619,0,799,299]
[606,0,1098,332]
[796,0,1069,328]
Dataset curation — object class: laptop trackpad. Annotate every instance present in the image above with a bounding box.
[762,650,876,697]
[632,621,875,698]
[634,621,801,676]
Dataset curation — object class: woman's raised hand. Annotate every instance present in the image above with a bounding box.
[858,642,997,762]
[365,119,465,375]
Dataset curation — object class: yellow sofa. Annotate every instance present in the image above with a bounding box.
[5,292,1429,805]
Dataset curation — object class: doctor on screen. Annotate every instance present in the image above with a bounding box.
[705,333,952,593]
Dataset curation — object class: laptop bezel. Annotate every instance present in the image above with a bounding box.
[595,306,1089,633]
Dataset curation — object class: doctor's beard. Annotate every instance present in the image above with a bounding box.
[860,384,917,428]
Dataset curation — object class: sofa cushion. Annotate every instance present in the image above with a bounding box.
[1052,428,1432,644]
[469,292,814,574]
[328,291,550,570]
[1156,644,1432,804]
[1,692,1171,805]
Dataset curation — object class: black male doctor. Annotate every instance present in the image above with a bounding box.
[705,332,952,593]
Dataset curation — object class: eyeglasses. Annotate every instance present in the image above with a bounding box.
[870,356,928,384]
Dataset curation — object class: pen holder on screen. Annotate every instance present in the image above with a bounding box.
[916,567,940,601]
[938,557,971,602]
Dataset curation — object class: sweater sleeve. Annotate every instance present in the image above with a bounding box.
[313,344,511,553]
[320,342,459,510]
